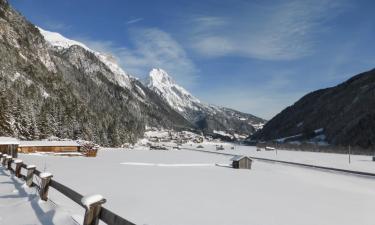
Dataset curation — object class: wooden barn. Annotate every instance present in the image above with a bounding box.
[231,155,252,169]
[0,137,20,158]
[18,140,81,153]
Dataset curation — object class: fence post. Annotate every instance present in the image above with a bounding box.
[6,155,12,170]
[26,165,36,187]
[39,172,53,201]
[14,159,23,178]
[2,154,8,167]
[81,194,106,225]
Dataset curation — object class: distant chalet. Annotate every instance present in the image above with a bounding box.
[231,155,253,169]
[0,137,81,157]
[19,140,81,153]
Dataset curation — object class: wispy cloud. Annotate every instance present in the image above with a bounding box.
[44,21,71,31]
[126,18,143,25]
[189,0,346,60]
[76,28,197,87]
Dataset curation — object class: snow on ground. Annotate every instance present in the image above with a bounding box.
[0,167,77,225]
[18,148,375,225]
[187,143,375,173]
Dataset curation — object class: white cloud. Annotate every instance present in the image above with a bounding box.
[44,21,71,31]
[117,28,197,86]
[189,0,346,60]
[76,28,197,87]
[126,18,143,25]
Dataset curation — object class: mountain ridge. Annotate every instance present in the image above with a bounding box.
[253,68,375,152]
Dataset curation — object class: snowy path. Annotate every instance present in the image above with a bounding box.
[0,167,77,225]
[19,149,375,225]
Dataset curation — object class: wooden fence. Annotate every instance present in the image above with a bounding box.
[0,152,136,225]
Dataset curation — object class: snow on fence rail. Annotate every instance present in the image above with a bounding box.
[0,152,136,225]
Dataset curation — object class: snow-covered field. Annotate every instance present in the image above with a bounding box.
[0,168,76,224]
[15,147,375,225]
[183,142,375,173]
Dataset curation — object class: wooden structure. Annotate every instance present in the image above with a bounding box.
[231,155,252,169]
[0,137,19,158]
[85,149,98,157]
[18,140,80,153]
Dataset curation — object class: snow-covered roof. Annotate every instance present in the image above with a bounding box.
[19,140,80,147]
[231,155,251,161]
[0,137,20,145]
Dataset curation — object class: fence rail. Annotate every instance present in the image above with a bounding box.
[0,152,136,225]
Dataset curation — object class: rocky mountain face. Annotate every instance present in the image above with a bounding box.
[253,69,375,151]
[148,69,266,137]
[0,0,192,146]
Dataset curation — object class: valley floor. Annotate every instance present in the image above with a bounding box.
[14,146,375,225]
[185,142,375,173]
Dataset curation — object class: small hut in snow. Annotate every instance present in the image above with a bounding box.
[231,155,252,169]
[0,137,20,158]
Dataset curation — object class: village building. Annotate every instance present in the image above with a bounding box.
[231,155,253,169]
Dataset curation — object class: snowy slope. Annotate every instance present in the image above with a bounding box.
[38,27,132,89]
[148,68,266,135]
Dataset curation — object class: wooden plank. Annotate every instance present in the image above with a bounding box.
[100,207,136,225]
[50,180,85,207]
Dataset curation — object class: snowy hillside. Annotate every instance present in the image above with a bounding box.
[38,27,132,89]
[148,68,266,137]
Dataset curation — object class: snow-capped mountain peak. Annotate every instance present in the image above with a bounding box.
[148,68,201,112]
[148,68,266,135]
[38,27,132,89]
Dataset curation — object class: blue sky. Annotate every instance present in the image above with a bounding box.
[10,0,375,119]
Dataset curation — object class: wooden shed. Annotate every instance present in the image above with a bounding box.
[18,140,81,153]
[231,155,252,169]
[0,137,19,158]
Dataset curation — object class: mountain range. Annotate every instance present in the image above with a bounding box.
[0,0,264,146]
[148,68,265,136]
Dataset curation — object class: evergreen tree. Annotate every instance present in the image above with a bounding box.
[0,89,13,136]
